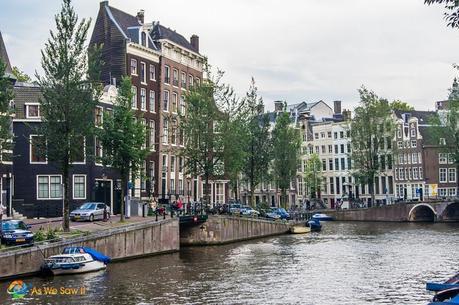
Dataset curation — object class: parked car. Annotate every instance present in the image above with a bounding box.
[271,207,290,220]
[265,211,281,220]
[229,204,242,214]
[241,206,260,217]
[70,202,110,222]
[1,220,34,246]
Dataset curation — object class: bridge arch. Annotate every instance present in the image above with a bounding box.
[441,202,459,222]
[408,204,437,222]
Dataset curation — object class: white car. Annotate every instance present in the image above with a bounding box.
[70,202,110,222]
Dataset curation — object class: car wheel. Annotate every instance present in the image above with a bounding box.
[89,214,94,222]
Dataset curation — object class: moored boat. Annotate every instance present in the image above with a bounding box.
[312,213,334,221]
[290,225,311,234]
[43,247,111,276]
[307,219,322,232]
[426,272,459,304]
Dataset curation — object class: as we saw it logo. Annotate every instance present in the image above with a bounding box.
[7,280,30,299]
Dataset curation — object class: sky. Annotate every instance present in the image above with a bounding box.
[1,0,459,111]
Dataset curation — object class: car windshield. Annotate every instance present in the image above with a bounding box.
[2,221,26,231]
[278,208,287,213]
[80,203,96,210]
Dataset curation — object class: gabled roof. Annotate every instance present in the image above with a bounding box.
[393,110,435,125]
[0,31,14,78]
[151,23,198,53]
[106,5,140,37]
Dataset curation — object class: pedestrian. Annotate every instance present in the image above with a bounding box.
[0,202,5,221]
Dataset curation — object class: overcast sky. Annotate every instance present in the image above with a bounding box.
[1,0,459,111]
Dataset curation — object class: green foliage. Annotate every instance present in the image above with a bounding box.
[36,0,100,231]
[390,100,414,111]
[350,86,394,205]
[304,153,323,199]
[12,66,32,82]
[46,228,59,240]
[0,58,14,161]
[241,78,272,206]
[98,76,148,221]
[34,228,46,242]
[425,0,459,28]
[272,109,301,208]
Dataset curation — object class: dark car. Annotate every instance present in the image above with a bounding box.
[1,220,34,246]
[271,207,290,220]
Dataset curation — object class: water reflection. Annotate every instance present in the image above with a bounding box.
[0,222,458,305]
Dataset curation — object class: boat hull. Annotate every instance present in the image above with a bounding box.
[290,226,311,234]
[51,260,106,275]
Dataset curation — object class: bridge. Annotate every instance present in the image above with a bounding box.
[332,200,459,222]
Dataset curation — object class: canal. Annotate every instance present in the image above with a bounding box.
[1,221,458,305]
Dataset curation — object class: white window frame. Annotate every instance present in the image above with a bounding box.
[71,136,86,165]
[439,168,448,183]
[411,140,417,148]
[172,92,178,113]
[163,90,170,112]
[30,135,47,164]
[130,58,137,75]
[149,64,156,81]
[439,153,448,164]
[132,86,138,109]
[149,90,156,113]
[37,175,63,200]
[448,168,456,183]
[149,120,156,151]
[72,174,87,200]
[95,136,103,166]
[181,71,186,88]
[140,88,147,110]
[25,103,40,119]
[164,65,170,84]
[140,62,147,84]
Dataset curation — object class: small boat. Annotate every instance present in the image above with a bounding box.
[43,247,111,275]
[312,213,334,221]
[426,272,459,304]
[307,219,322,232]
[290,225,311,234]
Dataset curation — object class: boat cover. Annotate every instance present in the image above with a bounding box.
[62,247,111,264]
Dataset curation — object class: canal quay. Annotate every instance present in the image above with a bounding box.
[0,221,457,305]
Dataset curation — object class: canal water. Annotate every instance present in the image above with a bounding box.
[1,222,458,305]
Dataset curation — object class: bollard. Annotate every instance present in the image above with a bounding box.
[163,212,166,220]
[155,213,158,221]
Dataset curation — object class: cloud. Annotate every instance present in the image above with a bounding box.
[1,0,458,111]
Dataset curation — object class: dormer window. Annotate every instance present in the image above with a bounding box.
[141,32,147,47]
[410,128,416,137]
[26,103,40,119]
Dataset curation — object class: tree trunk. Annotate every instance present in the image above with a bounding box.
[233,180,239,201]
[204,174,210,210]
[120,173,127,222]
[62,161,70,232]
[250,182,255,207]
[369,176,375,208]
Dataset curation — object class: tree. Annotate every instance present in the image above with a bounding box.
[242,78,271,207]
[0,59,14,164]
[12,66,31,83]
[425,0,459,28]
[304,153,322,199]
[350,87,394,206]
[272,107,301,208]
[390,100,414,111]
[180,71,225,208]
[98,76,147,222]
[36,0,99,231]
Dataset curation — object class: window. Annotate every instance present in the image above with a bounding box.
[149,64,156,81]
[334,132,338,139]
[30,135,46,163]
[140,88,146,110]
[329,159,333,171]
[449,168,456,183]
[335,158,339,171]
[163,90,170,112]
[334,145,338,154]
[149,120,155,150]
[341,158,345,170]
[173,69,179,86]
[336,177,340,194]
[439,168,447,183]
[163,119,169,144]
[171,120,177,145]
[397,141,403,149]
[170,178,175,193]
[411,140,417,148]
[315,146,319,154]
[181,71,186,88]
[410,128,416,137]
[37,175,62,199]
[95,106,103,126]
[329,177,334,194]
[195,77,200,86]
[162,154,168,172]
[130,59,137,75]
[327,131,332,138]
[413,167,418,180]
[141,32,147,47]
[321,145,326,153]
[448,154,455,164]
[412,153,418,164]
[314,133,319,140]
[448,188,457,197]
[149,90,155,112]
[172,92,178,113]
[397,128,402,138]
[340,144,345,154]
[141,119,147,149]
[180,95,186,115]
[322,159,326,171]
[178,157,184,173]
[188,75,193,88]
[72,136,85,164]
[171,156,176,172]
[149,161,155,189]
[419,167,423,180]
[164,66,170,84]
[347,158,352,170]
[340,131,344,138]
[140,161,146,191]
[439,138,446,145]
[140,62,146,83]
[215,183,224,204]
[320,132,325,138]
[439,153,448,164]
[26,104,40,118]
[95,136,103,163]
[131,86,137,109]
[73,175,86,199]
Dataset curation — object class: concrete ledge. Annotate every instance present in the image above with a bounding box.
[0,218,179,280]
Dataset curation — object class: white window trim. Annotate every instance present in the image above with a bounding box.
[130,59,138,76]
[132,86,138,109]
[36,175,63,200]
[172,92,178,114]
[140,88,147,111]
[25,103,41,119]
[149,64,156,81]
[140,62,147,84]
[448,168,457,183]
[29,134,47,164]
[439,168,448,183]
[95,106,104,128]
[95,136,103,166]
[163,90,170,113]
[72,137,86,165]
[149,90,156,113]
[72,174,87,200]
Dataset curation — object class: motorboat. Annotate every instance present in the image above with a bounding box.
[290,225,311,234]
[426,272,459,304]
[43,247,111,275]
[311,213,334,221]
[306,219,322,232]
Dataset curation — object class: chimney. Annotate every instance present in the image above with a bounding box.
[137,10,145,24]
[333,100,342,114]
[190,35,199,53]
[274,101,284,112]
